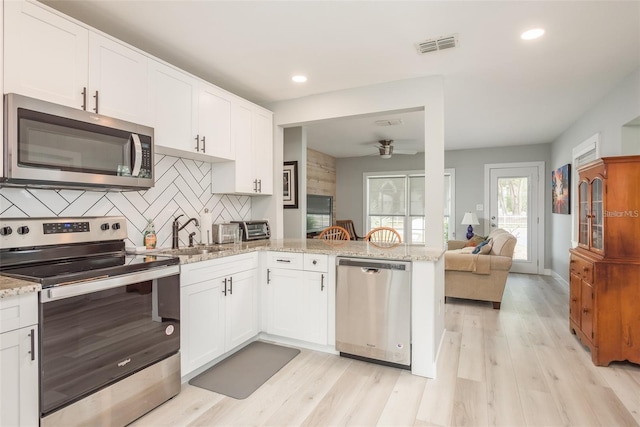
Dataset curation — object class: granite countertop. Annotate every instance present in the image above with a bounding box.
[164,239,446,265]
[0,275,41,299]
[0,239,445,297]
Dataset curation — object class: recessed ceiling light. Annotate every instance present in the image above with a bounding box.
[292,75,307,83]
[521,28,545,40]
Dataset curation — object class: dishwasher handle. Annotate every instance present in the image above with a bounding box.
[362,268,380,274]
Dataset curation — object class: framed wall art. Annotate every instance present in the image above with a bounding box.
[283,161,298,209]
[552,163,571,214]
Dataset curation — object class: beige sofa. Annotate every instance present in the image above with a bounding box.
[444,228,517,309]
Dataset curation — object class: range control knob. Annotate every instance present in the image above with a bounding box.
[17,226,30,235]
[101,223,110,231]
[111,223,121,231]
[0,226,12,236]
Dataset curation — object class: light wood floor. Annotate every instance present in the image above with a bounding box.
[132,273,640,426]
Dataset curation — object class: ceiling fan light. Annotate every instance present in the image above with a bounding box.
[379,145,393,158]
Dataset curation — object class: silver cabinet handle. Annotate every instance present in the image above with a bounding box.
[81,87,87,110]
[276,259,291,263]
[222,277,227,296]
[201,135,206,153]
[195,134,200,152]
[258,179,262,193]
[320,274,325,291]
[267,269,271,284]
[229,276,233,295]
[253,179,258,192]
[29,328,35,361]
[93,90,99,113]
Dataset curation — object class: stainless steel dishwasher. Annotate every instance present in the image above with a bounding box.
[336,257,411,367]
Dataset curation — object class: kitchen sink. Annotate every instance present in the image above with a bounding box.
[167,246,232,256]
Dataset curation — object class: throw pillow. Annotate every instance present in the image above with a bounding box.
[464,235,487,247]
[479,241,493,254]
[472,239,490,254]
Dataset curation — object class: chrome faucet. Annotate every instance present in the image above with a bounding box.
[172,214,199,249]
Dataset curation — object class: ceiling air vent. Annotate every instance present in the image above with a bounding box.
[416,34,459,55]
[375,119,403,126]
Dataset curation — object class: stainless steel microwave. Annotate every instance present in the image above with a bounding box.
[3,93,154,190]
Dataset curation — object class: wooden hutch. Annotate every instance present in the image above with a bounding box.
[569,155,640,366]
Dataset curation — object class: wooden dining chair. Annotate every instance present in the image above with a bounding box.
[365,227,402,247]
[318,225,351,241]
[336,220,364,240]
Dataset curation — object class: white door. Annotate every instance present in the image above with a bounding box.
[4,0,88,109]
[88,33,149,124]
[225,269,258,350]
[486,163,544,274]
[301,271,328,345]
[198,84,234,160]
[233,102,255,193]
[148,60,198,153]
[267,268,305,340]
[253,109,274,195]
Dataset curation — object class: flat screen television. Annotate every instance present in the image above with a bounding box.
[307,194,333,234]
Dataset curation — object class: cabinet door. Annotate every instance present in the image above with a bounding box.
[198,84,234,160]
[233,102,256,193]
[581,281,594,343]
[0,327,39,427]
[569,273,582,327]
[578,181,589,248]
[225,269,258,350]
[253,108,274,195]
[267,268,305,340]
[4,0,88,109]
[149,60,198,154]
[301,271,328,345]
[181,278,225,375]
[590,178,604,253]
[88,33,149,124]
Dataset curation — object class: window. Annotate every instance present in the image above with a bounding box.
[365,170,455,244]
[364,173,421,243]
[307,194,333,233]
[572,133,600,246]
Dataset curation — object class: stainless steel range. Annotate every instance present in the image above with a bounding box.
[0,216,181,427]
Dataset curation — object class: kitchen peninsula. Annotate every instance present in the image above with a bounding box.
[1,239,446,382]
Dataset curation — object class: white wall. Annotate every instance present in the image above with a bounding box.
[267,76,445,248]
[550,68,640,281]
[283,127,306,238]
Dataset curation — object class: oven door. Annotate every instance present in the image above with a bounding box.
[4,93,154,190]
[39,266,179,417]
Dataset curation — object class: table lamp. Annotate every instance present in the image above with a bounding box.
[461,212,479,240]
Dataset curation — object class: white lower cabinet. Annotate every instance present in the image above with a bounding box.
[180,253,258,376]
[0,293,39,427]
[266,252,328,346]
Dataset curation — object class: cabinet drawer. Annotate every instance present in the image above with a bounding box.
[570,255,594,283]
[0,293,38,334]
[303,254,328,272]
[266,252,304,270]
[181,252,258,286]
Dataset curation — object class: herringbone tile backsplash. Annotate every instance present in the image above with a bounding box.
[0,154,251,248]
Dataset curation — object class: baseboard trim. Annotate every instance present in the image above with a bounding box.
[551,270,569,289]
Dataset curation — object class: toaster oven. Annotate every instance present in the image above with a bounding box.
[211,223,240,244]
[232,220,270,241]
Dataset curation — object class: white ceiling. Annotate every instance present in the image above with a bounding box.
[41,0,640,158]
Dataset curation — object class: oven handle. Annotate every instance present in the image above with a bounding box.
[41,265,180,302]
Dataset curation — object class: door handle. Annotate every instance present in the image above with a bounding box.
[229,276,233,295]
[320,274,325,291]
[81,87,87,110]
[201,135,206,153]
[222,277,227,296]
[267,269,271,284]
[29,329,35,361]
[258,179,262,193]
[130,134,143,177]
[195,134,200,152]
[93,90,99,113]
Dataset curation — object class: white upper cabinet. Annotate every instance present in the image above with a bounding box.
[197,83,234,160]
[148,60,198,154]
[4,0,89,109]
[4,1,149,124]
[88,32,149,125]
[148,60,235,162]
[211,102,274,195]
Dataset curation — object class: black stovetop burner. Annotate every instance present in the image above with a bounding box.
[1,252,179,288]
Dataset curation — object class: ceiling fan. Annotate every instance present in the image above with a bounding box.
[373,140,418,159]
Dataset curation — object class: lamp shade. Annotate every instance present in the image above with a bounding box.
[461,212,479,226]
